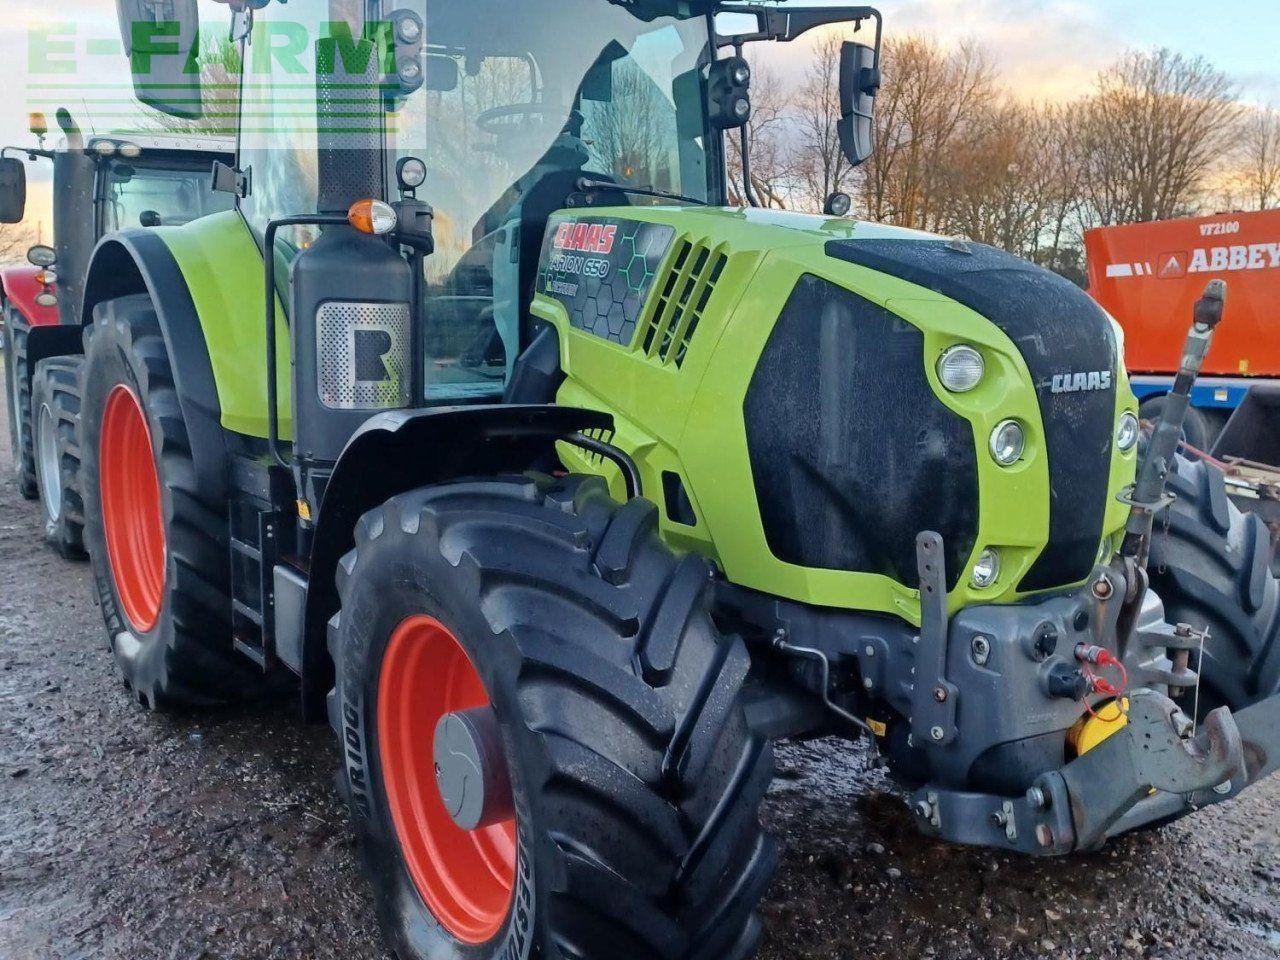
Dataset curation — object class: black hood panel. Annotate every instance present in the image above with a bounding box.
[826,239,1118,592]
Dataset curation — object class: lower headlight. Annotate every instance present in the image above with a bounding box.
[1117,412,1139,452]
[989,419,1025,466]
[971,548,1001,589]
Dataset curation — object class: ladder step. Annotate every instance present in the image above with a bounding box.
[233,599,264,627]
[231,538,262,563]
[234,636,268,669]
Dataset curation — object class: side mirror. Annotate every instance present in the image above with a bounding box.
[0,158,27,224]
[27,245,57,268]
[837,41,880,168]
[115,0,204,120]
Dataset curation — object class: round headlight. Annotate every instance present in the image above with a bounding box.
[937,345,985,393]
[35,292,58,308]
[91,139,116,157]
[119,142,142,159]
[397,156,427,191]
[972,548,1001,589]
[1117,412,1139,452]
[732,62,752,86]
[989,419,1025,465]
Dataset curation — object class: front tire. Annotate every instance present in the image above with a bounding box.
[331,475,776,960]
[81,295,267,709]
[1148,455,1280,713]
[31,356,87,560]
[4,305,37,499]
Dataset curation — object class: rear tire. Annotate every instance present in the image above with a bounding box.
[331,474,776,960]
[1147,454,1280,714]
[31,356,87,560]
[81,295,267,709]
[4,305,38,499]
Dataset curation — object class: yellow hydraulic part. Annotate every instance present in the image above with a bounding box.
[1067,698,1130,756]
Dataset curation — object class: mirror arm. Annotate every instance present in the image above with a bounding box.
[714,4,880,48]
[2,146,54,162]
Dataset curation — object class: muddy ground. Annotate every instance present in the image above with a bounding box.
[0,366,1276,960]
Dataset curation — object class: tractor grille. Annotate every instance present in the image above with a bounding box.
[639,238,728,367]
[826,238,1118,592]
[744,275,979,589]
[316,301,412,411]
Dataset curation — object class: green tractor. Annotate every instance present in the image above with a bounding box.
[0,110,232,557]
[80,1,1279,957]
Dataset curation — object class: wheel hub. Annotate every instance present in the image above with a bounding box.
[434,706,513,832]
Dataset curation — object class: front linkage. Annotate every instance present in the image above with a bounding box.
[897,281,1278,855]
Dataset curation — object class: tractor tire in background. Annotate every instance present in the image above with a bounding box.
[4,305,38,499]
[80,295,268,710]
[1147,454,1280,715]
[331,475,776,960]
[1138,395,1217,454]
[31,356,87,560]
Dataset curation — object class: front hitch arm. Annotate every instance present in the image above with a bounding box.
[1031,689,1245,853]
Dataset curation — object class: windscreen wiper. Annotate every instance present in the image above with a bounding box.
[577,177,708,206]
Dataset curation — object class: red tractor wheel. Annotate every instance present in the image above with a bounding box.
[331,475,776,960]
[378,615,516,944]
[99,384,166,631]
[81,295,272,709]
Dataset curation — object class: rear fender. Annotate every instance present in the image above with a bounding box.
[294,403,614,720]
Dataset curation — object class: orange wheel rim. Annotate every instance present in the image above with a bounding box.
[378,615,516,943]
[99,384,166,633]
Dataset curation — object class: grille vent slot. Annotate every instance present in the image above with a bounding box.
[639,239,728,367]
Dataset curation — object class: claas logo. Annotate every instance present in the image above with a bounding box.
[554,222,618,255]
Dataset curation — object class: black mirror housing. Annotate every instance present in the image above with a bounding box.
[115,0,204,119]
[837,41,880,168]
[0,158,27,224]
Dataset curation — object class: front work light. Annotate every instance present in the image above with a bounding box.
[937,345,984,393]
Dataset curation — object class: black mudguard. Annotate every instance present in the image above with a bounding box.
[295,403,614,720]
[81,231,228,504]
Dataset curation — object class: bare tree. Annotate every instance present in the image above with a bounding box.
[1078,49,1240,225]
[792,34,859,212]
[726,61,792,208]
[939,100,1057,256]
[855,37,994,230]
[1239,105,1280,210]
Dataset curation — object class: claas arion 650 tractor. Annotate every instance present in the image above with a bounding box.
[0,110,232,557]
[81,1,1279,957]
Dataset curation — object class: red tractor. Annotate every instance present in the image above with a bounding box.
[1,110,232,556]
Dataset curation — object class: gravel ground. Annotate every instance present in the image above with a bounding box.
[0,365,1277,960]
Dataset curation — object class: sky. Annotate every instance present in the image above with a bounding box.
[1,1,1277,236]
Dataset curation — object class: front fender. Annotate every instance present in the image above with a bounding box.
[295,403,613,720]
[82,230,229,504]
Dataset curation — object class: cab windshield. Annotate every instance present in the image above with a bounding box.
[101,161,231,232]
[389,1,717,401]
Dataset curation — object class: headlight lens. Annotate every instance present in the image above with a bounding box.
[989,419,1025,466]
[1117,412,1139,452]
[971,548,1001,589]
[937,345,985,393]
